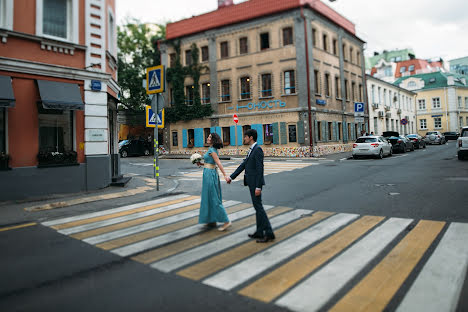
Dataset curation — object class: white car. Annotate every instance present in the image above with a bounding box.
[457,126,468,160]
[352,136,393,159]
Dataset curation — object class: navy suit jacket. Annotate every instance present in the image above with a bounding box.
[230,144,265,188]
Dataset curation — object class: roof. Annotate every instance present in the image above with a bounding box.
[166,0,357,40]
[394,59,444,78]
[366,48,415,70]
[366,74,417,95]
[394,72,468,90]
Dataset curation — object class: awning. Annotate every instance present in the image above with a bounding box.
[37,79,84,110]
[0,75,16,108]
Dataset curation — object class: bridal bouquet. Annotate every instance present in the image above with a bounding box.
[190,153,203,164]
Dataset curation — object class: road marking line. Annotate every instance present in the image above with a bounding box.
[0,222,37,232]
[177,211,333,281]
[396,222,468,312]
[239,216,384,303]
[329,220,445,312]
[202,213,359,291]
[132,206,291,264]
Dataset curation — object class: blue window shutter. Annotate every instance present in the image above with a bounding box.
[333,122,337,141]
[314,120,318,142]
[280,122,287,144]
[253,124,263,145]
[272,122,279,144]
[194,128,204,147]
[343,123,348,142]
[297,120,305,144]
[230,126,236,146]
[215,126,222,137]
[182,129,188,148]
[210,126,215,133]
[237,126,243,146]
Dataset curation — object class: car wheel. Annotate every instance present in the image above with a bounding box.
[144,149,150,156]
[389,148,393,157]
[459,153,464,160]
[121,150,128,158]
[353,155,359,159]
[411,144,414,151]
[401,145,406,153]
[377,149,383,159]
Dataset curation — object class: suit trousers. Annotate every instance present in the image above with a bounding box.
[248,185,274,237]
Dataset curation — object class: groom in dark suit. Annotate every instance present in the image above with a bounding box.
[226,129,275,243]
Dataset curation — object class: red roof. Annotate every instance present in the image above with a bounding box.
[166,0,356,40]
[395,59,444,78]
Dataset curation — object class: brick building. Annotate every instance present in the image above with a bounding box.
[0,0,120,200]
[161,0,367,157]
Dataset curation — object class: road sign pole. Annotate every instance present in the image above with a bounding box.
[155,95,159,191]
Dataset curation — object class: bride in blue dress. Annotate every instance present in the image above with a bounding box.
[197,133,231,231]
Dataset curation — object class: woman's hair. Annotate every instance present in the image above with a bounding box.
[210,132,224,149]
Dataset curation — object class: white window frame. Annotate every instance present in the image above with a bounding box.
[432,97,441,109]
[434,117,442,129]
[36,0,79,44]
[0,0,13,30]
[108,8,117,57]
[458,96,463,108]
[465,97,468,108]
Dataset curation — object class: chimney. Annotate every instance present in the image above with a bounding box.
[447,76,455,86]
[218,0,234,9]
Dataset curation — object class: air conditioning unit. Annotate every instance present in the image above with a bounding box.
[372,103,379,109]
[378,111,385,118]
[397,108,402,114]
[384,105,391,111]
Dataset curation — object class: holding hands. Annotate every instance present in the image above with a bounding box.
[225,176,232,184]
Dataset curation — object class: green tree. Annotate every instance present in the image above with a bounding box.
[117,20,165,111]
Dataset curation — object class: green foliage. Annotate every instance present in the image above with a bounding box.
[117,20,165,111]
[165,42,213,123]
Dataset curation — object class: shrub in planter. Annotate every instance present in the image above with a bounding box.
[0,152,9,170]
[37,151,77,166]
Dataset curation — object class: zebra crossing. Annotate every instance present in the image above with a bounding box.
[182,161,318,179]
[41,194,468,312]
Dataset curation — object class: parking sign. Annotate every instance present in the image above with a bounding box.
[354,102,365,113]
[146,65,164,94]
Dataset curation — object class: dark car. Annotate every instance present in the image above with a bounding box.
[383,131,414,153]
[443,132,459,141]
[119,139,152,158]
[406,134,426,149]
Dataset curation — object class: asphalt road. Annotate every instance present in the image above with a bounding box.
[1,141,467,311]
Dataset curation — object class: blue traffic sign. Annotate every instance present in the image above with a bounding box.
[400,118,408,125]
[145,106,164,128]
[146,65,164,94]
[354,102,365,113]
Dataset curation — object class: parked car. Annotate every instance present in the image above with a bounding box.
[457,126,468,160]
[406,134,426,149]
[119,139,152,158]
[352,136,393,159]
[443,131,459,141]
[383,131,414,153]
[424,131,446,145]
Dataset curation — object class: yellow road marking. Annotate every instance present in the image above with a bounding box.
[51,196,199,230]
[177,211,334,281]
[330,220,445,312]
[238,215,384,302]
[99,203,252,251]
[132,206,291,264]
[71,203,201,240]
[0,222,37,232]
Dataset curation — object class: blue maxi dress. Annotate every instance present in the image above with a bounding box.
[198,147,229,224]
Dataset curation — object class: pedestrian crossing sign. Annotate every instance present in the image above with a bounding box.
[146,65,164,94]
[145,105,164,128]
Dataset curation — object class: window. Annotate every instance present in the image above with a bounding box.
[384,67,392,76]
[328,122,333,140]
[261,74,272,97]
[324,73,330,97]
[396,56,402,61]
[264,124,273,144]
[0,108,5,153]
[169,53,176,67]
[201,83,210,104]
[242,125,251,144]
[240,77,251,99]
[187,129,195,147]
[221,80,230,102]
[288,125,297,142]
[317,121,322,141]
[222,127,230,146]
[356,51,361,65]
[460,117,464,127]
[383,89,387,106]
[108,11,116,55]
[337,123,342,140]
[432,97,441,108]
[201,46,209,62]
[409,65,415,72]
[332,39,337,55]
[260,32,269,50]
[220,41,229,58]
[349,47,353,63]
[284,70,295,94]
[400,66,406,73]
[342,43,347,61]
[335,76,341,99]
[185,49,192,66]
[418,99,426,110]
[465,97,468,108]
[38,109,74,154]
[434,117,442,129]
[314,70,320,95]
[351,82,356,101]
[374,117,378,134]
[239,37,248,54]
[345,79,349,100]
[204,128,211,144]
[322,34,328,51]
[408,81,416,88]
[458,96,463,108]
[43,0,71,39]
[185,85,194,105]
[172,131,178,146]
[312,28,317,47]
[283,27,293,46]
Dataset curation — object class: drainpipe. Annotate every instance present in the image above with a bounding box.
[444,87,449,130]
[301,6,314,153]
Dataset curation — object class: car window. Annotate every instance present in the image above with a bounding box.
[461,130,468,137]
[356,138,377,143]
[426,132,437,135]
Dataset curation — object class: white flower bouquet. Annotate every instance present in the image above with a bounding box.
[190,153,203,164]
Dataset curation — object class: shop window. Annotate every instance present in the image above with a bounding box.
[0,108,5,153]
[351,81,356,101]
[240,77,251,99]
[201,83,210,104]
[261,74,272,97]
[222,127,230,146]
[185,85,194,105]
[239,37,248,54]
[185,49,192,66]
[284,70,295,94]
[288,125,297,143]
[204,128,211,145]
[172,131,178,147]
[169,53,176,67]
[221,80,230,102]
[263,124,273,144]
[283,27,293,46]
[38,108,74,154]
[220,41,229,58]
[260,32,269,50]
[187,129,195,147]
[201,46,209,62]
[243,125,251,144]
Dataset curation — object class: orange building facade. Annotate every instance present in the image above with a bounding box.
[0,0,120,200]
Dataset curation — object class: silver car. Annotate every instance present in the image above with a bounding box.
[352,136,393,159]
[424,131,446,145]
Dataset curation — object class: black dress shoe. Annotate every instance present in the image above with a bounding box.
[248,233,263,239]
[256,236,275,243]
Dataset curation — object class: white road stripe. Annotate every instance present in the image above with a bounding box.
[83,201,241,245]
[112,205,275,257]
[275,217,413,312]
[203,213,358,291]
[42,194,190,226]
[58,198,201,235]
[151,209,311,273]
[396,222,468,312]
